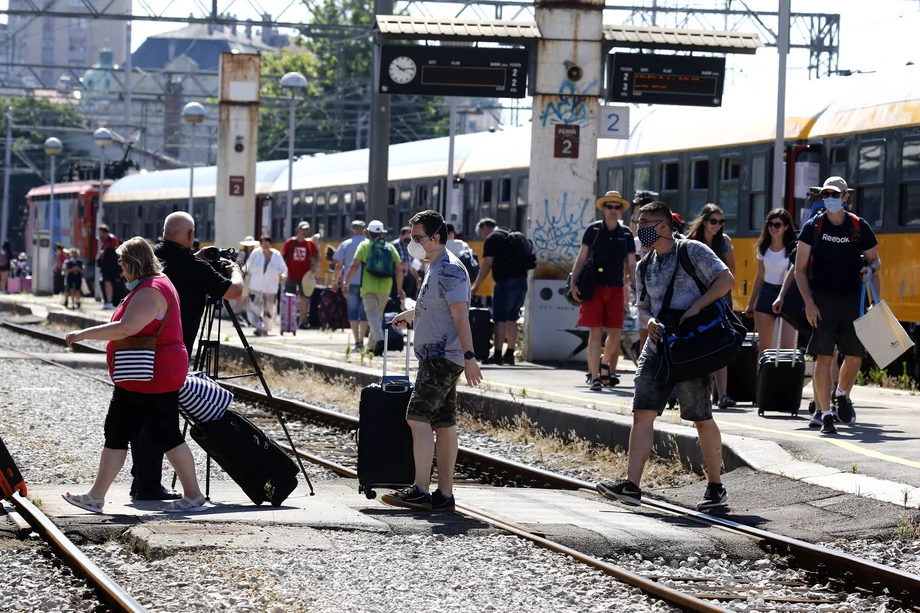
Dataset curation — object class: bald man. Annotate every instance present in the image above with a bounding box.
[127,212,243,501]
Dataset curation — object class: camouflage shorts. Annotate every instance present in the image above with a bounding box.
[406,357,465,429]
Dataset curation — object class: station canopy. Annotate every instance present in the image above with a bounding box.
[375,16,763,54]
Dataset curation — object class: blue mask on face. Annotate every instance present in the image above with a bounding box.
[125,279,142,292]
[823,197,843,213]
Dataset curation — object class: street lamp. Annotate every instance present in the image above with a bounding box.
[182,102,206,217]
[93,127,112,302]
[43,137,62,295]
[280,71,307,238]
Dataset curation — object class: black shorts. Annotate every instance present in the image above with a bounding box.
[284,278,306,297]
[755,282,781,315]
[103,387,185,452]
[633,350,714,422]
[806,290,866,358]
[65,273,82,291]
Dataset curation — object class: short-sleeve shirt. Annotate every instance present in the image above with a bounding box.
[353,239,402,297]
[757,247,790,286]
[413,250,471,367]
[636,240,728,354]
[154,240,233,355]
[391,238,411,268]
[580,221,636,287]
[333,236,367,286]
[281,237,319,281]
[798,213,877,295]
[483,229,524,282]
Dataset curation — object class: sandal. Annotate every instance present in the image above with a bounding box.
[62,492,105,514]
[599,364,620,387]
[162,494,208,514]
[717,395,736,409]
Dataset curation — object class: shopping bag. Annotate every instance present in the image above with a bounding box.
[853,279,914,369]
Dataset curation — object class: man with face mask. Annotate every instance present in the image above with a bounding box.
[596,201,735,510]
[383,209,482,511]
[794,176,881,434]
[808,178,853,220]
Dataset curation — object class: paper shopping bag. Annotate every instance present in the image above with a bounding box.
[853,281,914,369]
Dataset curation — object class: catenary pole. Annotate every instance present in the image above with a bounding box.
[367,0,393,223]
[0,111,11,244]
[773,0,790,209]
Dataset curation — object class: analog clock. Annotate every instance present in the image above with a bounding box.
[388,56,417,84]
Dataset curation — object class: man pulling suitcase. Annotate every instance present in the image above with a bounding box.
[381,210,483,511]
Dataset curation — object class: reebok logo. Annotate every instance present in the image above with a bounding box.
[821,234,857,244]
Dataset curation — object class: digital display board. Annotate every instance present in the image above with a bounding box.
[606,53,725,107]
[378,45,528,99]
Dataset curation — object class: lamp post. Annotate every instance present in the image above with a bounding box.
[280,72,307,238]
[43,137,62,296]
[182,102,206,217]
[44,137,62,243]
[93,127,112,302]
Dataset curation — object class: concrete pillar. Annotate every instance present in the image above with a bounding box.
[524,0,604,362]
[215,53,260,248]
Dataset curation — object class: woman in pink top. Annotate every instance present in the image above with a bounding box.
[62,237,206,514]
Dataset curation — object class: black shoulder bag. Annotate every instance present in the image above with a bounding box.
[654,240,746,386]
[564,222,602,306]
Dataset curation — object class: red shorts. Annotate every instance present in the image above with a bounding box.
[577,285,625,329]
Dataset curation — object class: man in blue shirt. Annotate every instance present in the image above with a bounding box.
[333,220,369,350]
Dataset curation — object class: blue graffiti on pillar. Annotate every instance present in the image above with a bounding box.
[531,193,592,271]
[539,79,599,127]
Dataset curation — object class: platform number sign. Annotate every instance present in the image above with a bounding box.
[599,106,629,140]
[229,176,244,196]
[554,125,580,159]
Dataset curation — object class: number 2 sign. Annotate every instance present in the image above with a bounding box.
[598,106,629,140]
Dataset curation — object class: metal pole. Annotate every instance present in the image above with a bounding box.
[95,146,105,302]
[773,0,790,209]
[286,91,295,238]
[367,0,394,223]
[0,111,11,244]
[49,155,55,244]
[124,20,132,129]
[188,123,196,216]
[446,96,457,216]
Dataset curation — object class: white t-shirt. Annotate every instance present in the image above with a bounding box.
[757,247,790,285]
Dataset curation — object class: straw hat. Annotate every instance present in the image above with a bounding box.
[238,236,259,248]
[595,191,631,211]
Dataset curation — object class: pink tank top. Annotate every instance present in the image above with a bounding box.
[106,275,188,392]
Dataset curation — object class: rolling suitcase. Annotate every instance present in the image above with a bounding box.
[756,320,805,417]
[280,292,299,335]
[21,275,32,294]
[468,307,492,361]
[357,328,415,499]
[6,276,20,294]
[727,332,758,403]
[0,434,27,498]
[190,409,299,506]
[318,288,349,331]
[383,312,405,352]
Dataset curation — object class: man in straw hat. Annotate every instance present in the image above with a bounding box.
[569,191,637,391]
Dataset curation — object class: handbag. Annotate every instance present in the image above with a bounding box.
[654,241,746,386]
[111,294,172,383]
[854,279,915,369]
[178,371,233,423]
[564,221,602,305]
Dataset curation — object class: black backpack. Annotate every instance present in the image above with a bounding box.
[458,248,480,283]
[504,230,537,274]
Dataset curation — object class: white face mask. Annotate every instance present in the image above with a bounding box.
[407,239,428,260]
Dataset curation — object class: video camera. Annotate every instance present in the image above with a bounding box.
[199,246,237,277]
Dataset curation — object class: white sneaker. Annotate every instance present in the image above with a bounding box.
[103,302,113,309]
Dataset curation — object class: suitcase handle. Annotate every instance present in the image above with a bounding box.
[772,317,799,365]
[381,325,411,384]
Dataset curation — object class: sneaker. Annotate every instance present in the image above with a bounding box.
[103,302,113,309]
[431,489,455,512]
[483,353,503,366]
[596,479,642,506]
[697,483,729,510]
[717,395,736,409]
[589,378,603,392]
[503,350,515,366]
[380,485,432,511]
[354,342,364,351]
[808,400,816,414]
[808,411,823,428]
[820,413,837,435]
[833,394,855,424]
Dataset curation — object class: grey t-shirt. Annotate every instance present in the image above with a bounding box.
[413,250,471,367]
[636,240,728,355]
[333,236,367,286]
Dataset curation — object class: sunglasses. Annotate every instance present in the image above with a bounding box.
[820,191,841,198]
[707,218,725,226]
[603,203,624,211]
[767,221,784,230]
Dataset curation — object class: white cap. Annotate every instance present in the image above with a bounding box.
[367,220,386,233]
[297,221,310,230]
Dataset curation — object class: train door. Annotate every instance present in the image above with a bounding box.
[747,151,769,231]
[477,178,495,228]
[790,146,822,227]
[717,154,742,233]
[495,177,512,229]
[689,157,711,216]
[513,175,528,233]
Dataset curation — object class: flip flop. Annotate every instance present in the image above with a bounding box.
[162,495,208,514]
[62,492,105,514]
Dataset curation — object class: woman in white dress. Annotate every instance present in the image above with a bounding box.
[246,234,288,336]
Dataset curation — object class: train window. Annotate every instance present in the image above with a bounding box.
[607,168,624,194]
[858,143,885,226]
[633,165,650,193]
[899,139,920,226]
[315,193,327,238]
[480,180,493,204]
[387,188,395,207]
[498,178,511,204]
[431,183,440,210]
[135,206,143,219]
[718,156,741,220]
[830,146,847,179]
[858,144,885,184]
[416,185,428,210]
[464,182,478,234]
[399,188,412,229]
[328,192,340,239]
[690,159,710,212]
[515,176,528,233]
[660,162,679,192]
[749,155,768,230]
[355,190,366,218]
[302,194,314,229]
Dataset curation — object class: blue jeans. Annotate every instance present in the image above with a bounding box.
[492,276,527,322]
[347,284,367,321]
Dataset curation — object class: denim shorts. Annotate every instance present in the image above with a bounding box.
[347,284,367,321]
[633,350,714,422]
[755,282,781,315]
[492,276,527,322]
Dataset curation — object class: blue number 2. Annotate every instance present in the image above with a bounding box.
[606,113,620,132]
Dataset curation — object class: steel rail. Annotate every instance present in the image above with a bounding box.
[7,493,149,613]
[4,321,920,607]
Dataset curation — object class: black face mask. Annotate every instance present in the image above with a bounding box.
[401,238,411,245]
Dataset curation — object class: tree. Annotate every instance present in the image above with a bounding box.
[258,0,450,160]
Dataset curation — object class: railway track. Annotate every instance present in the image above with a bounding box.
[3,320,920,613]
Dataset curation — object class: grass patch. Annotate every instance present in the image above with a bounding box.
[855,362,918,392]
[896,513,920,541]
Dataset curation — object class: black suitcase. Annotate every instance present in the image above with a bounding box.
[469,307,492,360]
[0,434,27,498]
[756,321,805,417]
[383,312,405,351]
[190,409,299,506]
[358,328,415,499]
[727,332,758,403]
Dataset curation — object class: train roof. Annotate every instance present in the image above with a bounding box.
[103,159,288,203]
[27,180,112,198]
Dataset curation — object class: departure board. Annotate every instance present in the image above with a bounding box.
[606,53,725,107]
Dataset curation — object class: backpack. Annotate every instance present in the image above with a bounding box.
[364,239,395,278]
[458,248,480,283]
[504,230,537,274]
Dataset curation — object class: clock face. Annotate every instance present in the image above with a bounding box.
[388,56,417,85]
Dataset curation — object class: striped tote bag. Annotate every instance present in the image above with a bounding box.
[111,295,173,383]
[178,372,233,423]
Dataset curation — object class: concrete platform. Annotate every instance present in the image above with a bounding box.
[4,292,920,510]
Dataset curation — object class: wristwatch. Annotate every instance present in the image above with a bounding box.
[464,350,476,361]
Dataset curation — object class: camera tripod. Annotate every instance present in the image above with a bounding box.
[172,297,315,497]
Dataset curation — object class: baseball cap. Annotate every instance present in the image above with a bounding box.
[351,220,366,229]
[367,220,386,233]
[297,221,310,230]
[821,176,847,193]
